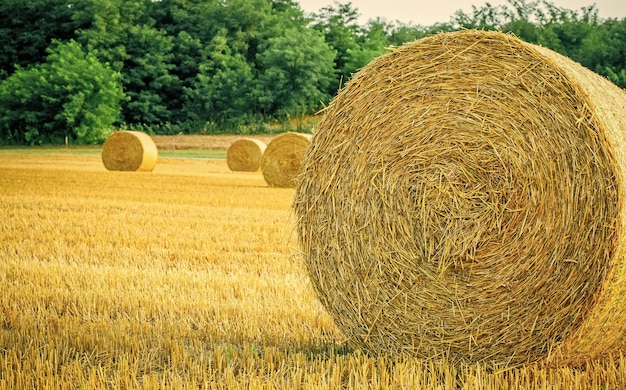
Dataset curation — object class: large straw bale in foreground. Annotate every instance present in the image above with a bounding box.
[262,132,311,187]
[294,30,626,367]
[227,138,266,172]
[102,131,158,172]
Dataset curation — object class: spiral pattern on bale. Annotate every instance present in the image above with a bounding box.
[294,30,626,367]
[262,132,312,188]
[101,131,158,172]
[227,138,267,172]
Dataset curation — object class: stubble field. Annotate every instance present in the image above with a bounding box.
[1,137,626,389]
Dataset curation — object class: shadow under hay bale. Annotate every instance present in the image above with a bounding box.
[101,131,158,172]
[227,138,267,172]
[294,30,626,367]
[261,132,312,188]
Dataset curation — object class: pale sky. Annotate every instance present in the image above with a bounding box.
[296,0,626,26]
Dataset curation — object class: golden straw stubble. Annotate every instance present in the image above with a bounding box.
[294,30,626,367]
[227,138,267,172]
[261,132,312,188]
[101,130,158,172]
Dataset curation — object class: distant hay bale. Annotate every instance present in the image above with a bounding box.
[294,30,626,367]
[227,138,267,172]
[102,131,158,172]
[261,132,312,187]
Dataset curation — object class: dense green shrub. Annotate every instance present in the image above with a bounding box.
[0,40,124,145]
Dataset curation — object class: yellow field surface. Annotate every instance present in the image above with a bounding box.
[1,149,626,389]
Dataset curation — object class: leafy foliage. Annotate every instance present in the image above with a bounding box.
[0,40,124,145]
[255,27,335,120]
[0,0,86,79]
[0,0,624,143]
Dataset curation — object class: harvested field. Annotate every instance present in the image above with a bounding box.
[1,145,626,388]
[152,134,277,151]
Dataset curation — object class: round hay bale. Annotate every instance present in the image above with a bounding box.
[261,132,312,188]
[293,30,626,367]
[227,138,267,172]
[101,131,158,172]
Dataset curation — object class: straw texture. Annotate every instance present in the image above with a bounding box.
[294,30,626,367]
[227,138,267,172]
[101,131,158,172]
[262,132,312,187]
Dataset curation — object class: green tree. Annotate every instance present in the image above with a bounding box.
[594,19,626,87]
[153,0,258,131]
[444,0,626,88]
[537,4,599,58]
[5,0,621,139]
[154,0,281,131]
[155,0,331,129]
[344,18,391,73]
[0,40,124,145]
[77,0,178,131]
[452,2,505,30]
[310,2,362,92]
[0,0,87,79]
[167,30,207,128]
[499,0,542,43]
[192,29,256,130]
[121,24,176,127]
[255,27,336,120]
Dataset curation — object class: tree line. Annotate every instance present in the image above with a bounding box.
[0,0,624,145]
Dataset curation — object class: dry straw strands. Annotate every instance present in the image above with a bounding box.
[262,132,312,187]
[101,130,158,172]
[294,30,626,367]
[227,138,267,172]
